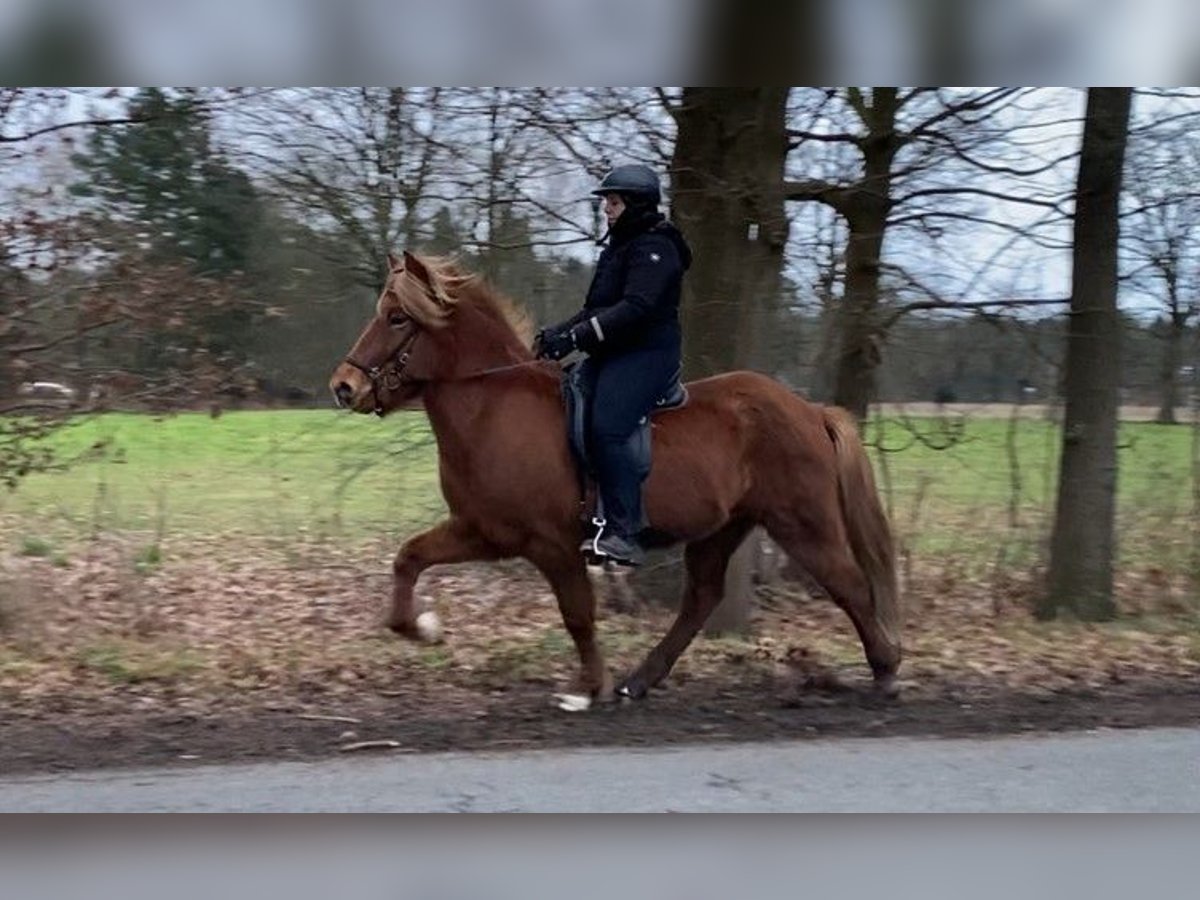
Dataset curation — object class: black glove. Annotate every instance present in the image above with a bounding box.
[534,325,577,361]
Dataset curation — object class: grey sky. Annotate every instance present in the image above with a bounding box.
[4,87,1196,318]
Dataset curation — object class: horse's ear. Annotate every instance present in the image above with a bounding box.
[386,252,401,271]
[402,250,429,284]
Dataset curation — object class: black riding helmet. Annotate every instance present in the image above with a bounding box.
[591,163,661,206]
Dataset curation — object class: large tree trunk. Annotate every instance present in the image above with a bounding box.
[1040,88,1133,622]
[833,213,887,418]
[672,88,790,378]
[808,218,842,401]
[831,89,899,421]
[661,87,789,634]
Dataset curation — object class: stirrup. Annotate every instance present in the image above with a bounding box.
[580,516,608,564]
[585,519,645,567]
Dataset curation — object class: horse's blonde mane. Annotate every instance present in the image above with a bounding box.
[396,254,535,346]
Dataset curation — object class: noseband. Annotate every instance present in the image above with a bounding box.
[343,328,421,417]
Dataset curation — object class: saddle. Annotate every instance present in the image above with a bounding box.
[560,362,688,526]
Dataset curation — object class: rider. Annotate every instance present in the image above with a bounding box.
[534,163,693,567]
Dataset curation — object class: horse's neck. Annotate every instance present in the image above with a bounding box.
[421,373,555,476]
[448,296,530,373]
[420,304,544,460]
[451,335,527,375]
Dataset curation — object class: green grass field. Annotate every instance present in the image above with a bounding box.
[0,410,445,543]
[2,408,1196,575]
[869,412,1197,575]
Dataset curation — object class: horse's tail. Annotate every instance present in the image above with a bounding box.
[821,406,902,648]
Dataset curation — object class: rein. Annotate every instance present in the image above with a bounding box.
[343,329,549,416]
[455,359,549,381]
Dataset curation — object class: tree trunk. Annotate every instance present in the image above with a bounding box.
[1156,313,1184,425]
[809,217,842,401]
[831,89,899,421]
[663,87,789,634]
[1040,88,1133,622]
[672,88,790,379]
[833,213,886,418]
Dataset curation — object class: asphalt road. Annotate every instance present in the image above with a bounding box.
[2,726,1197,812]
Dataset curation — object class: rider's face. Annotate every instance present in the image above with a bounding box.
[601,193,626,227]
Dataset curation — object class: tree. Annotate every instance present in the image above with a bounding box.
[232,88,451,293]
[1040,87,1134,622]
[232,207,372,398]
[1121,119,1200,424]
[71,89,258,273]
[785,87,1073,418]
[70,88,266,367]
[230,87,648,372]
[2,89,161,486]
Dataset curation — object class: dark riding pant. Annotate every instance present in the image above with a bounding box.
[579,348,680,540]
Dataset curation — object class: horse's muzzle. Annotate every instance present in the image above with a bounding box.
[329,363,373,412]
[332,381,355,409]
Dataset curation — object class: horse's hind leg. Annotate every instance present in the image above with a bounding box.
[618,519,754,700]
[388,518,499,640]
[770,524,901,693]
[538,558,613,701]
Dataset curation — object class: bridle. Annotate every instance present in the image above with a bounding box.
[342,319,546,417]
[342,317,422,417]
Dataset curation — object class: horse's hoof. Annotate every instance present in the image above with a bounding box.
[616,678,648,701]
[873,674,901,700]
[554,693,593,713]
[388,611,444,644]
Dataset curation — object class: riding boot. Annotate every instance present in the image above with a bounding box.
[585,428,650,566]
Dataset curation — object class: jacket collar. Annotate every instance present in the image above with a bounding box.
[608,208,664,246]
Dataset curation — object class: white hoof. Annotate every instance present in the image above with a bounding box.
[415,611,443,644]
[554,693,592,713]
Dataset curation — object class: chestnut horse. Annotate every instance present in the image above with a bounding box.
[329,251,901,702]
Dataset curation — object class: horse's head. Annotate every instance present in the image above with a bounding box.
[329,251,455,415]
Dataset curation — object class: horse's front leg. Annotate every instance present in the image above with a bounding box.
[388,518,498,641]
[537,557,613,703]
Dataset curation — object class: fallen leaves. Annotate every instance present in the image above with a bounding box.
[1,524,1198,734]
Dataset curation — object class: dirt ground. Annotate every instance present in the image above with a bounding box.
[3,671,1200,777]
[2,536,1199,776]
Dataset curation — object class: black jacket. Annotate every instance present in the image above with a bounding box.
[565,209,692,358]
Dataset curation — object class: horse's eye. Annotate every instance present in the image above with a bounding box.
[388,313,407,328]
